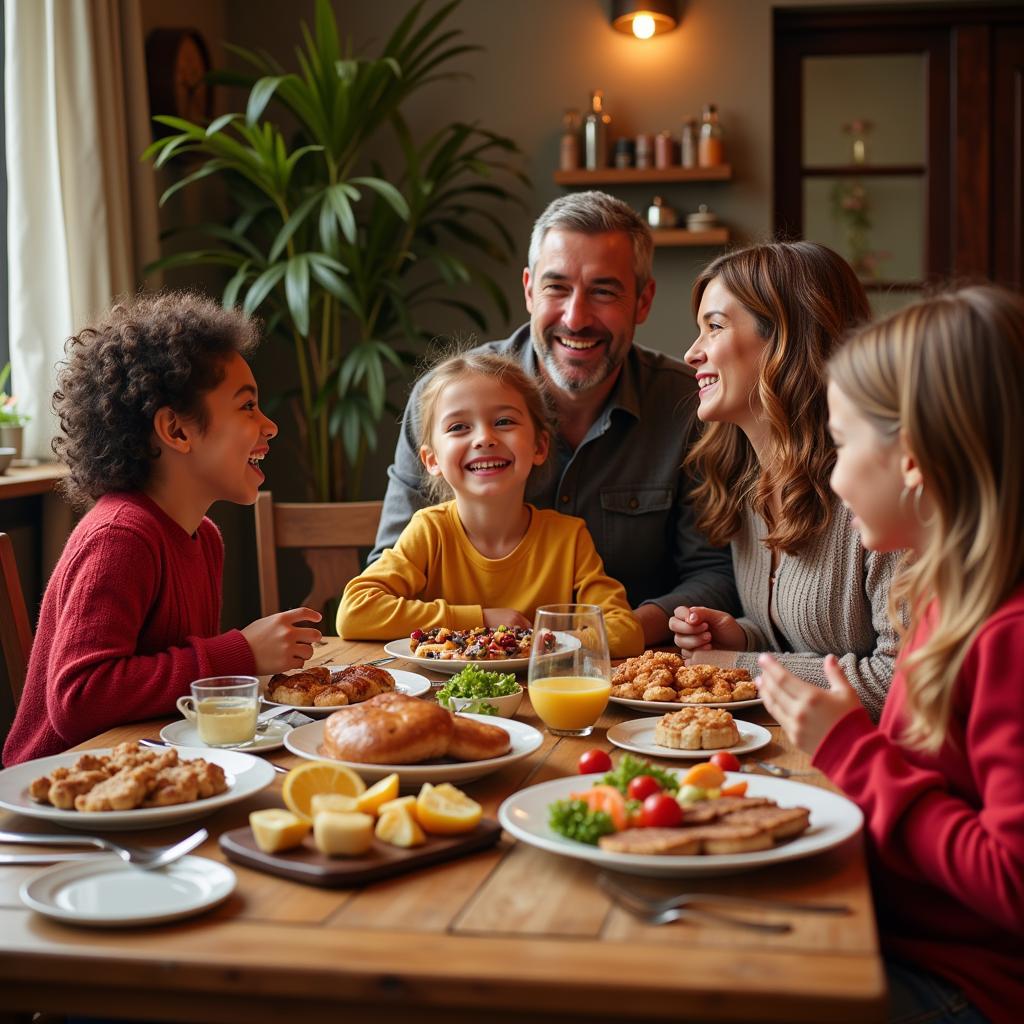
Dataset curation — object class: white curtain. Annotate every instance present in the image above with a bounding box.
[4,0,159,459]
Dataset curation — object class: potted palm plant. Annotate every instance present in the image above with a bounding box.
[143,0,527,500]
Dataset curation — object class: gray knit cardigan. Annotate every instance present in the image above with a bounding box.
[731,500,901,722]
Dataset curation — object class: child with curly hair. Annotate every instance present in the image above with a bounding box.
[3,292,322,765]
[336,350,643,657]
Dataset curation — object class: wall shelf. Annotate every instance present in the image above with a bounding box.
[553,165,732,186]
[651,228,730,247]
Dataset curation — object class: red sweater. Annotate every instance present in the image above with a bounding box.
[813,584,1024,1024]
[3,492,256,765]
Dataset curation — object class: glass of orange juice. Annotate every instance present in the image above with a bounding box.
[527,604,611,737]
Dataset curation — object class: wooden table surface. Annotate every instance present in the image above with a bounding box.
[0,638,885,1023]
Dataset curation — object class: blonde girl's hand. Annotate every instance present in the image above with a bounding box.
[756,653,863,755]
[483,608,531,629]
[669,605,746,653]
[241,607,323,675]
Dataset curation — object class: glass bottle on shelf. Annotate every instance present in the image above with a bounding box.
[584,90,611,170]
[680,117,697,168]
[698,104,725,167]
[559,109,581,171]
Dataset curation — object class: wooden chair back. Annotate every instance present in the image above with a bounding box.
[254,491,383,618]
[0,532,34,704]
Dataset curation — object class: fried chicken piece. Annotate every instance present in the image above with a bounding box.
[642,685,679,702]
[48,770,109,810]
[74,765,156,812]
[732,680,758,701]
[179,759,228,798]
[611,682,645,699]
[72,753,115,775]
[142,765,200,807]
[29,765,69,803]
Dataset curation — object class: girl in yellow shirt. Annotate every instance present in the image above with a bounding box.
[337,351,643,657]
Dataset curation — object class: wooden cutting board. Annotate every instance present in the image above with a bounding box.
[219,819,502,887]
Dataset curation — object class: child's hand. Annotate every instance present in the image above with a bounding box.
[242,607,323,675]
[669,605,745,652]
[483,608,531,628]
[756,653,863,754]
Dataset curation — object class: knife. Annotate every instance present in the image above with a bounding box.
[0,851,106,864]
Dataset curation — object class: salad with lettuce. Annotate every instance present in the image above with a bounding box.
[437,666,520,716]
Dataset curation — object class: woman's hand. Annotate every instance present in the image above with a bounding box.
[756,653,863,754]
[669,605,746,653]
[241,607,323,674]
[483,608,531,628]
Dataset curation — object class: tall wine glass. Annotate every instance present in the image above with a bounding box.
[527,604,611,737]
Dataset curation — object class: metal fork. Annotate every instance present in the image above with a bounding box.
[0,827,208,870]
[598,872,850,917]
[741,760,818,778]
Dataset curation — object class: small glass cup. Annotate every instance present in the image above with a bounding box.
[527,604,611,737]
[176,676,259,748]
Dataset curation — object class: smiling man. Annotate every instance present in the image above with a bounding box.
[370,191,738,644]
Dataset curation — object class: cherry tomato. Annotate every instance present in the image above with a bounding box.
[709,751,741,773]
[641,792,683,828]
[626,774,662,802]
[577,749,612,775]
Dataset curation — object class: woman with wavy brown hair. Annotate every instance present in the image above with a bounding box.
[668,241,900,719]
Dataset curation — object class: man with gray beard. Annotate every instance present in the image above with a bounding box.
[369,191,737,645]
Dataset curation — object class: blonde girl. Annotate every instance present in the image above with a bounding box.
[337,351,643,657]
[758,286,1024,1024]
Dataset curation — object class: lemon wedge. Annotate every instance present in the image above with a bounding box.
[378,794,418,821]
[282,761,366,823]
[376,806,426,848]
[415,782,482,835]
[356,772,400,816]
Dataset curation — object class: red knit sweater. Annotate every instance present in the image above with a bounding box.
[813,584,1024,1024]
[3,492,256,765]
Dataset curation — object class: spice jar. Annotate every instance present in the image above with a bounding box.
[680,117,697,169]
[559,109,581,171]
[655,130,675,169]
[613,138,635,169]
[698,104,724,167]
[635,133,654,169]
[646,196,678,229]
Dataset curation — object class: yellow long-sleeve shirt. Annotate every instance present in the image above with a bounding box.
[337,502,643,658]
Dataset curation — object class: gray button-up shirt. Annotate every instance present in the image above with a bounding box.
[370,325,739,618]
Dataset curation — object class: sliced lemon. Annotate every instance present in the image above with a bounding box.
[378,794,419,821]
[355,772,400,816]
[415,782,482,835]
[376,806,426,848]
[282,761,366,823]
[311,792,359,817]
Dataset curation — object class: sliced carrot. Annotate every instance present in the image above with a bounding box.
[570,785,628,831]
[719,781,748,798]
[681,763,727,790]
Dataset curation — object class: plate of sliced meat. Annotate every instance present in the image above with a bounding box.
[498,772,862,877]
[262,665,430,717]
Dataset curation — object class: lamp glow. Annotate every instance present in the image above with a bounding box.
[632,13,656,39]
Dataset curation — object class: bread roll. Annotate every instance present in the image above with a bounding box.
[323,692,453,764]
[448,714,511,761]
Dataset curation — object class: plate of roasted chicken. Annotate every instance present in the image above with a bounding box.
[263,664,430,717]
[0,742,275,831]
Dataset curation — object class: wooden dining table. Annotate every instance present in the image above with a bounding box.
[0,638,886,1023]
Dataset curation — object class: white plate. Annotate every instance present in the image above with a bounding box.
[261,668,432,716]
[283,713,543,785]
[606,718,773,760]
[609,694,764,714]
[498,771,863,878]
[383,632,581,676]
[0,747,275,831]
[159,717,292,753]
[20,854,235,927]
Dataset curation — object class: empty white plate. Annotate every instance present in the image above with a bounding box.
[606,718,773,760]
[159,717,292,752]
[20,854,236,926]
